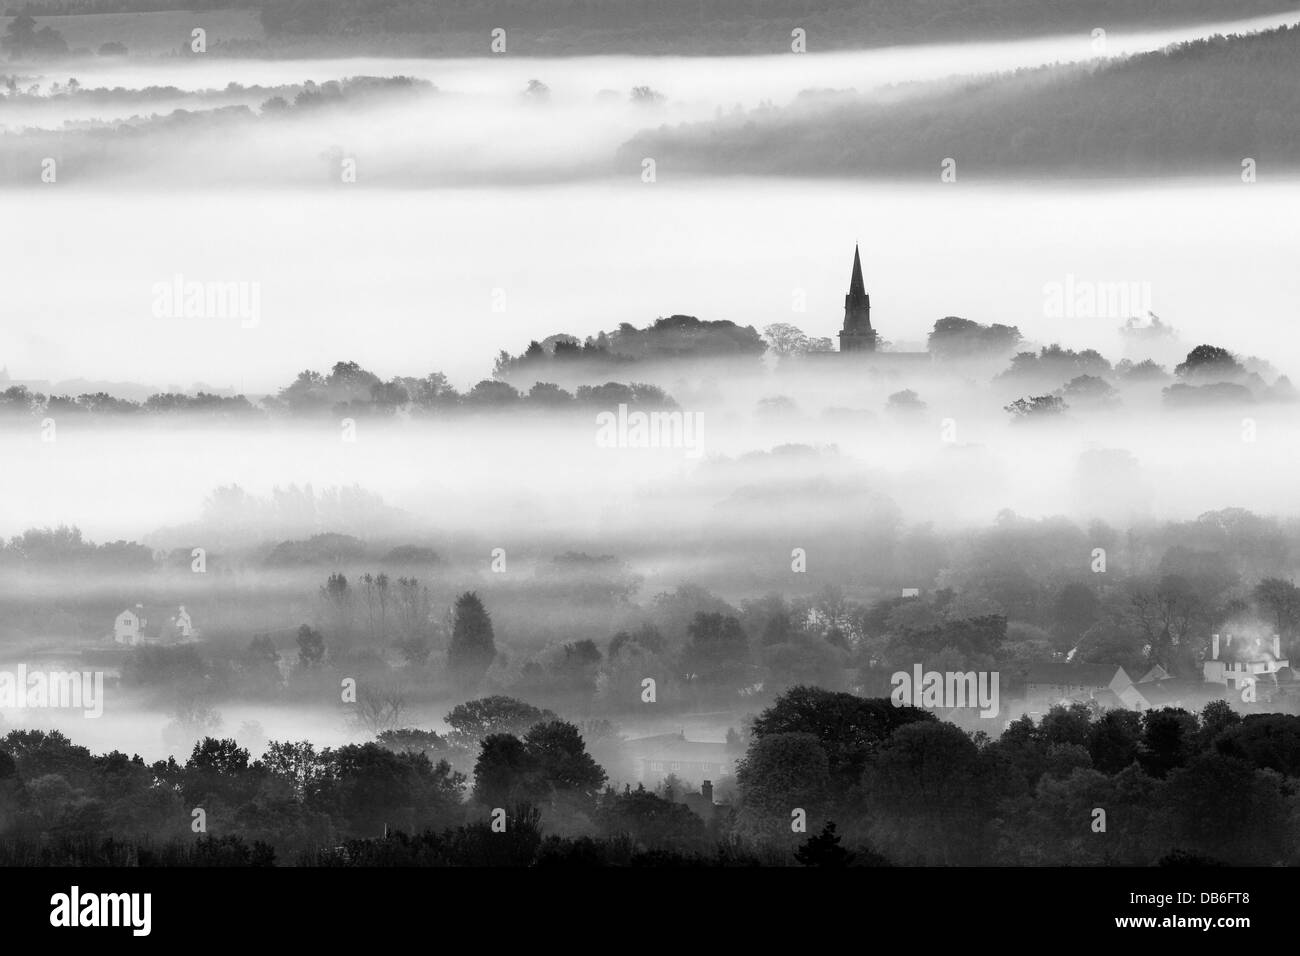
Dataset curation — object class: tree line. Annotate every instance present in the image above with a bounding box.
[4,686,1300,865]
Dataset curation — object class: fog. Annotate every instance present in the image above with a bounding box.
[5,10,1299,184]
[3,10,1300,861]
[3,179,1298,393]
[5,10,1297,392]
[4,382,1299,761]
[16,8,1300,102]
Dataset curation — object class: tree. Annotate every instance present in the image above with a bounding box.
[350,684,407,735]
[862,721,991,865]
[549,640,602,695]
[323,743,465,838]
[681,612,749,684]
[398,371,459,411]
[1175,344,1243,381]
[182,737,255,806]
[464,380,520,407]
[630,85,665,104]
[471,720,605,809]
[448,592,496,684]
[279,369,330,414]
[608,623,665,658]
[296,625,325,668]
[1005,395,1067,421]
[320,572,354,636]
[259,740,326,802]
[1158,754,1291,865]
[735,732,831,845]
[1059,374,1118,407]
[795,821,856,867]
[1253,578,1300,640]
[470,733,536,808]
[186,737,250,776]
[245,635,279,665]
[1127,573,1215,669]
[884,389,927,416]
[1213,714,1300,777]
[521,720,607,799]
[1053,582,1100,642]
[1139,707,1197,778]
[1196,699,1241,749]
[750,687,934,794]
[1116,358,1169,382]
[762,323,811,357]
[595,785,709,851]
[1087,709,1143,774]
[393,576,433,651]
[905,614,1007,659]
[1039,703,1093,748]
[445,696,554,744]
[527,382,574,406]
[2,14,68,56]
[927,316,1021,360]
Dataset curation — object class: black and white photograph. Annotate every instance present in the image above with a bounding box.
[2,0,1298,939]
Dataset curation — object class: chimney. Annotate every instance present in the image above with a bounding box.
[701,780,713,805]
[1212,634,1219,660]
[1274,634,1282,659]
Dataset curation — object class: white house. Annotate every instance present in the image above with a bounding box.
[114,605,148,645]
[1203,632,1288,693]
[627,732,733,786]
[114,604,197,645]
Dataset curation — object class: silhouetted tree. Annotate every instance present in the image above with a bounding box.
[297,624,325,668]
[795,821,856,867]
[448,593,497,685]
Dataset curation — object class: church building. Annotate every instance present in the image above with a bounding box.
[780,246,929,368]
[839,244,878,352]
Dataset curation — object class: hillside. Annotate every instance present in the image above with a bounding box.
[3,0,1293,56]
[619,24,1300,176]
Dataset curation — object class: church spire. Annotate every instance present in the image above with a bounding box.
[849,244,866,298]
[839,243,876,352]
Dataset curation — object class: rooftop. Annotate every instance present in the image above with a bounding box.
[1022,663,1125,686]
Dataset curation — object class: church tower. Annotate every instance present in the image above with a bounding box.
[838,245,877,352]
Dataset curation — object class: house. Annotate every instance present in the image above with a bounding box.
[1022,663,1133,706]
[1203,633,1289,694]
[113,604,198,646]
[681,780,722,823]
[1119,677,1223,712]
[114,605,149,645]
[626,732,732,786]
[1137,664,1169,683]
